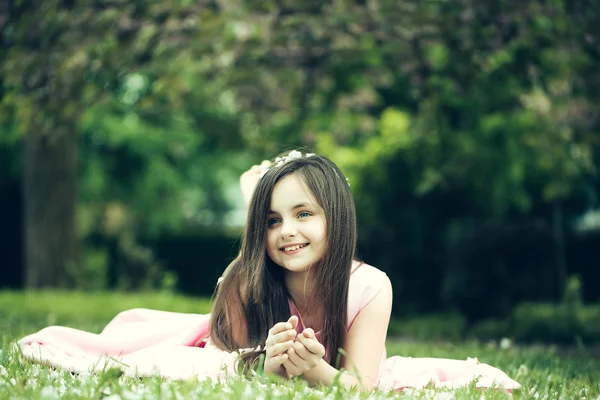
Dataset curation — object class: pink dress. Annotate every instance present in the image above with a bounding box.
[19,262,520,391]
[289,262,521,391]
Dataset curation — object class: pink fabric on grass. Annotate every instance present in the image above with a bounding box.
[19,262,521,391]
[19,309,237,381]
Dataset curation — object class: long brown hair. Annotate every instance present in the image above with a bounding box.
[209,153,357,370]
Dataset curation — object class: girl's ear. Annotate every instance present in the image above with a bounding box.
[288,315,299,330]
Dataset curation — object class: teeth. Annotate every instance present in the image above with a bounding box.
[283,244,307,252]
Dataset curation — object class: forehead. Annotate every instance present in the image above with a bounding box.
[269,173,320,211]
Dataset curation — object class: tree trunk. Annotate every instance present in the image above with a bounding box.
[552,200,567,301]
[23,129,79,288]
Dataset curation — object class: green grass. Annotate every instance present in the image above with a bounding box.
[1,291,599,399]
[0,290,213,340]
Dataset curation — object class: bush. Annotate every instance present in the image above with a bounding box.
[388,302,600,345]
[442,220,557,324]
[387,312,465,342]
[510,303,585,344]
[468,318,510,342]
[79,227,240,295]
[468,302,600,345]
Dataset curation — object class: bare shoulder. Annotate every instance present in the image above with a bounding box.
[347,262,393,332]
[349,261,393,298]
[350,261,389,280]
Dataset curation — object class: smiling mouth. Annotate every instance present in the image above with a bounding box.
[280,243,309,252]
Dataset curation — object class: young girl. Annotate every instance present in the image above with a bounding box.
[19,150,520,392]
[207,150,519,391]
[209,150,393,390]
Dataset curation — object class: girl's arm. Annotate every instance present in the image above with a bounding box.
[302,276,393,390]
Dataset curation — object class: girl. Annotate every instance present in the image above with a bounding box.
[19,150,520,392]
[207,150,520,391]
[210,150,393,389]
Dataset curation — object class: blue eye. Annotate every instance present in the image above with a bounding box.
[298,212,311,218]
[267,218,280,226]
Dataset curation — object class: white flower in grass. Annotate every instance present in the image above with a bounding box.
[57,378,68,395]
[40,386,59,399]
[499,337,512,350]
[517,364,529,377]
[435,392,458,400]
[222,385,233,394]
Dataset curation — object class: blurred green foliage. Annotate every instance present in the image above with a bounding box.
[387,275,600,345]
[1,1,599,324]
[388,301,600,346]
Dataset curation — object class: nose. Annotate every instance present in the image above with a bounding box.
[279,218,297,238]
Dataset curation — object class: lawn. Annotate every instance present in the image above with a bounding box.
[1,291,599,399]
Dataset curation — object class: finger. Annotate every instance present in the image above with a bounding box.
[288,315,299,330]
[283,350,302,375]
[288,346,309,363]
[296,334,325,356]
[268,321,293,336]
[266,331,295,351]
[273,329,298,344]
[282,360,299,377]
[278,353,288,364]
[265,353,288,372]
[266,329,296,350]
[266,340,295,357]
[289,341,311,361]
[302,328,314,338]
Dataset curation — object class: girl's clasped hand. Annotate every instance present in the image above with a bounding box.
[264,315,326,378]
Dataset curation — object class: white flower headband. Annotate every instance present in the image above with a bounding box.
[258,150,315,179]
[258,150,350,186]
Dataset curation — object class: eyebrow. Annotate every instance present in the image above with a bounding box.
[268,203,309,215]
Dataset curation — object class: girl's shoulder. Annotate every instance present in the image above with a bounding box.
[348,260,391,328]
[350,260,388,281]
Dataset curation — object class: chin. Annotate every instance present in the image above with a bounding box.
[283,260,320,273]
[287,266,312,273]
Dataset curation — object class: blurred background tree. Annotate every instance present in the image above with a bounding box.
[1,0,599,336]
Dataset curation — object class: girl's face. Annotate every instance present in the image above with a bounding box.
[266,173,327,275]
